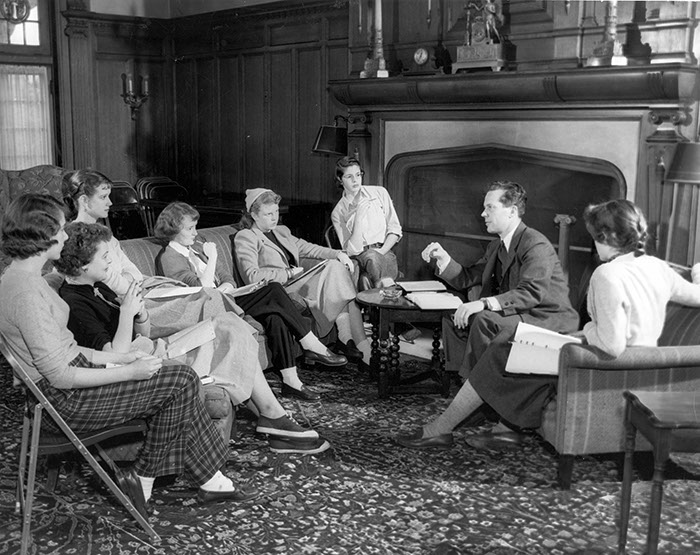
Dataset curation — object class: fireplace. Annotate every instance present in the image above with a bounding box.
[330,64,698,296]
[385,144,625,302]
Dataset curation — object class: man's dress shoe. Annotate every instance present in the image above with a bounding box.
[198,484,261,503]
[114,466,149,519]
[395,429,454,449]
[465,430,526,451]
[281,383,321,401]
[302,349,347,367]
[335,340,363,362]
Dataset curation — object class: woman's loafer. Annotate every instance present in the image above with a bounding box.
[114,466,149,519]
[302,349,347,367]
[281,383,321,401]
[198,484,261,503]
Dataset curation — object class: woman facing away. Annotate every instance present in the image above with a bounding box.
[396,199,700,450]
[62,169,345,400]
[54,221,330,455]
[0,193,259,519]
[234,188,371,366]
[154,202,347,401]
[331,156,402,289]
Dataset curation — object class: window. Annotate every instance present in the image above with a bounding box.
[0,0,40,46]
[0,64,53,169]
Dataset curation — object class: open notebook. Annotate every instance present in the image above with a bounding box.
[505,322,581,376]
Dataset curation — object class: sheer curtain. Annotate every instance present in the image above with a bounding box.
[0,65,53,170]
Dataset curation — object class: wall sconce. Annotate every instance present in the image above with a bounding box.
[121,72,149,120]
[311,115,348,155]
[663,140,700,266]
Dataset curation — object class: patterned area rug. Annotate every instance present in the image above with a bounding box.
[1,357,700,554]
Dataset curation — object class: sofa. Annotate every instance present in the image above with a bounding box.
[540,301,700,489]
[0,165,250,441]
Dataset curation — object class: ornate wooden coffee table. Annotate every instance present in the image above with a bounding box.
[356,289,454,399]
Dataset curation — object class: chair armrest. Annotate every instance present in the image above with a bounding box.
[559,343,700,372]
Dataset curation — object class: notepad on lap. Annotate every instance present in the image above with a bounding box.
[227,280,266,298]
[505,322,582,376]
[165,319,216,359]
[144,286,202,299]
[284,260,329,287]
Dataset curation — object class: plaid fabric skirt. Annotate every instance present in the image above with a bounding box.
[35,354,228,485]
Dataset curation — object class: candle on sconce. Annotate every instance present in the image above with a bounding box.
[120,73,127,96]
[142,75,149,96]
[127,73,134,95]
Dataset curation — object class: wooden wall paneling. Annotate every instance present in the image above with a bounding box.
[297,47,325,202]
[194,57,217,197]
[268,50,294,200]
[174,58,198,192]
[95,57,134,181]
[63,17,98,169]
[218,55,242,196]
[243,53,265,191]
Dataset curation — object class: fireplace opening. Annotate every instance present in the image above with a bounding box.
[386,144,626,305]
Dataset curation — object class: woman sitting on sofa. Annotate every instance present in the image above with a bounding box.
[234,188,371,366]
[55,221,330,455]
[154,202,347,401]
[0,193,259,516]
[397,199,700,450]
[63,170,345,400]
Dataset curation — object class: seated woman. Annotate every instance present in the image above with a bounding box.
[235,188,370,365]
[154,202,346,401]
[63,169,344,399]
[331,156,402,289]
[54,221,329,455]
[0,193,259,518]
[396,199,700,449]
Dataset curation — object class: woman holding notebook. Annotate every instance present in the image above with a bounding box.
[234,188,372,366]
[55,221,330,455]
[397,199,700,450]
[154,201,347,401]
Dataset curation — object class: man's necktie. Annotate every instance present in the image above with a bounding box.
[493,242,507,293]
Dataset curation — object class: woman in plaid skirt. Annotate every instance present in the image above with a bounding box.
[0,193,260,517]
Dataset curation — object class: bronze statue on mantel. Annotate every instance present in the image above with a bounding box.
[452,0,510,73]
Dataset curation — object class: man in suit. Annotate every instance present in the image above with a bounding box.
[395,180,579,450]
[425,180,579,379]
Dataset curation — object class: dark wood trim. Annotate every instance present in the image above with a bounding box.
[330,64,699,109]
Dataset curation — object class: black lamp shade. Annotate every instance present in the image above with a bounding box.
[666,142,700,184]
[312,125,347,155]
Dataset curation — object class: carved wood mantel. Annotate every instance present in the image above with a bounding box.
[330,64,698,108]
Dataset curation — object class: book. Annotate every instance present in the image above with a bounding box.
[505,322,582,376]
[405,292,462,310]
[164,319,217,359]
[145,286,202,299]
[284,259,329,287]
[226,280,266,298]
[397,280,447,293]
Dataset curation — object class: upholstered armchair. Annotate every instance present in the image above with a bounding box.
[539,302,700,489]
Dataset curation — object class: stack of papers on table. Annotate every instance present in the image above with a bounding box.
[397,280,447,292]
[405,292,462,310]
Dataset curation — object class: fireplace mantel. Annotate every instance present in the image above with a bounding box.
[330,64,699,109]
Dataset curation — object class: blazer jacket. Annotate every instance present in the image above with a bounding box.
[155,241,237,288]
[234,225,339,285]
[439,222,579,332]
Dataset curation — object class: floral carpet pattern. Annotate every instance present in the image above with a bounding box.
[1,357,700,554]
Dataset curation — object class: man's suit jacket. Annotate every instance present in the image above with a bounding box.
[234,225,339,285]
[440,222,579,333]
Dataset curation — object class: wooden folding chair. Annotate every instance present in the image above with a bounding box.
[0,332,160,554]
